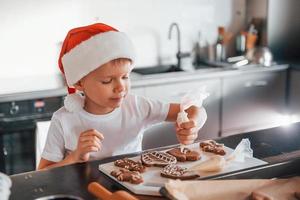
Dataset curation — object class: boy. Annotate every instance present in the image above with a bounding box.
[38,23,207,170]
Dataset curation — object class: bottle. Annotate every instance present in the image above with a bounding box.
[215,27,226,62]
[193,32,203,66]
[236,31,246,55]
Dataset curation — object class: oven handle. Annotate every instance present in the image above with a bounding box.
[0,113,53,123]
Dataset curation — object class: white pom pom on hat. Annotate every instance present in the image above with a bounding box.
[58,23,136,112]
[64,93,85,112]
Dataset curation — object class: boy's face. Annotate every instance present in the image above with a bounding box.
[75,59,132,114]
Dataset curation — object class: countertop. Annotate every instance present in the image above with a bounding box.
[130,64,289,88]
[9,121,300,200]
[0,64,289,102]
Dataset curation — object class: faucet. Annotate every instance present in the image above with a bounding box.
[168,22,190,71]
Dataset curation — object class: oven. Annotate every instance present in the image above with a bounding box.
[0,96,63,175]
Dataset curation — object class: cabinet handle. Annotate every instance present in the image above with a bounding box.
[244,80,268,88]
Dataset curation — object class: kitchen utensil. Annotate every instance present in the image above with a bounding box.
[226,56,249,68]
[246,47,273,66]
[87,182,138,200]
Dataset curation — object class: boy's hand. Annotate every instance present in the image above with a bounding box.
[176,120,198,145]
[175,107,207,145]
[72,129,104,163]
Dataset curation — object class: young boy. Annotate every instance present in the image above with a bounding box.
[38,23,207,170]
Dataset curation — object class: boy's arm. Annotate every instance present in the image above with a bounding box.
[165,103,180,121]
[38,154,77,170]
[38,129,103,170]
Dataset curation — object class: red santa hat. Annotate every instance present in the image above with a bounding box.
[58,23,136,112]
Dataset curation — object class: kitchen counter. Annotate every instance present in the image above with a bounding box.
[131,64,289,88]
[9,121,300,200]
[0,64,288,102]
[0,74,67,102]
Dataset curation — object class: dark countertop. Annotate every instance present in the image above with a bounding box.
[9,122,300,200]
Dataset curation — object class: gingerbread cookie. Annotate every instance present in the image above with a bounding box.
[161,164,199,180]
[200,140,226,155]
[141,151,177,167]
[110,168,143,184]
[166,148,201,162]
[114,158,146,173]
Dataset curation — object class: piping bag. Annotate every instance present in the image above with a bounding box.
[177,87,209,153]
[188,138,253,172]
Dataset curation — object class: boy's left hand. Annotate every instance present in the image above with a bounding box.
[176,120,199,145]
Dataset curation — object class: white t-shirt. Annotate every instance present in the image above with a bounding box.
[42,94,170,162]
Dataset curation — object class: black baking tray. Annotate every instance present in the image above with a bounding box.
[159,157,300,199]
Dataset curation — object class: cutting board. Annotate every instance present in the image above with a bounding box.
[99,142,267,196]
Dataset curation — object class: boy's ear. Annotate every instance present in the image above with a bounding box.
[74,80,84,91]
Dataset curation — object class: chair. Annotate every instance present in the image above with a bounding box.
[35,121,51,169]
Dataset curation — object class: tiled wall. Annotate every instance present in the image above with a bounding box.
[0,0,245,79]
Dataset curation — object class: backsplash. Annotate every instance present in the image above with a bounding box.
[0,0,245,79]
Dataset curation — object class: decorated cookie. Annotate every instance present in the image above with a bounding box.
[141,151,177,167]
[161,164,199,180]
[110,168,143,184]
[114,158,146,173]
[166,148,201,162]
[200,140,226,155]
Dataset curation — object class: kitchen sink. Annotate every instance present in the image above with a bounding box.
[132,65,184,75]
[133,65,224,75]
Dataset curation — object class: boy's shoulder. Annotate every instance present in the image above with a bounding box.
[126,93,148,102]
[125,93,148,106]
[51,106,72,119]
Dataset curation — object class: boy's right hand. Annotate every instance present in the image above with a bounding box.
[72,129,104,163]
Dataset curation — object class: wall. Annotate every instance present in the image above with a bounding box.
[0,0,245,80]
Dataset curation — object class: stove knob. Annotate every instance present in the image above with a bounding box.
[10,102,19,115]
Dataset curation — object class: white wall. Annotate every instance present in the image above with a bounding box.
[0,0,245,79]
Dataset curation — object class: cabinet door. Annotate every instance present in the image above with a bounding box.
[222,71,287,136]
[289,69,300,119]
[142,79,221,150]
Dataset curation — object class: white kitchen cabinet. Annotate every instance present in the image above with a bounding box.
[221,70,287,136]
[141,78,221,150]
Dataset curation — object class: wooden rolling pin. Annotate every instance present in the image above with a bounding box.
[88,182,138,200]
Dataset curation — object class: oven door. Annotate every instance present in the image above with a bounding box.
[0,121,36,175]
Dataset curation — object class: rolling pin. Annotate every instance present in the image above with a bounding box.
[87,182,138,200]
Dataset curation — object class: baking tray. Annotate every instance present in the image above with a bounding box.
[99,142,267,196]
